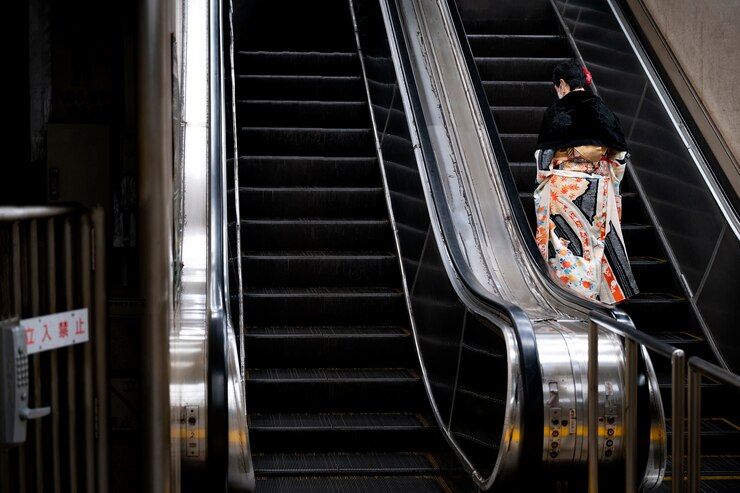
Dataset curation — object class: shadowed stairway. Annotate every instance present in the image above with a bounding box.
[227,1,468,490]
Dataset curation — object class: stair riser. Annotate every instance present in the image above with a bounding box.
[468,35,569,58]
[239,128,376,157]
[483,82,555,107]
[245,335,415,368]
[238,53,360,77]
[237,76,365,101]
[242,293,406,326]
[475,58,570,82]
[245,381,427,413]
[236,189,387,220]
[492,107,545,134]
[237,256,400,288]
[233,158,381,188]
[248,428,443,454]
[236,222,394,251]
[238,102,369,129]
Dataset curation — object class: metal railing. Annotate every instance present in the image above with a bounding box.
[0,205,108,493]
[588,310,683,493]
[687,357,740,493]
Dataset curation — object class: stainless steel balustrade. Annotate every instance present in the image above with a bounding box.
[170,0,253,489]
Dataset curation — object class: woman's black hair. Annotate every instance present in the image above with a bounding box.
[552,59,587,89]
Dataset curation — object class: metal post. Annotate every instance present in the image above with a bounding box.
[92,206,109,493]
[29,220,44,493]
[11,221,27,493]
[47,218,62,493]
[80,214,95,492]
[588,319,599,492]
[672,350,686,493]
[63,217,79,492]
[687,367,701,493]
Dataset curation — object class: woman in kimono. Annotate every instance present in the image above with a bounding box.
[534,60,639,304]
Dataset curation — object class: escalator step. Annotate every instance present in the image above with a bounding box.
[245,368,424,413]
[234,156,380,187]
[237,251,399,288]
[247,368,418,381]
[482,81,555,106]
[237,75,365,101]
[466,34,568,57]
[239,51,359,76]
[244,326,412,368]
[254,476,451,492]
[491,106,545,133]
[249,412,429,430]
[241,287,405,326]
[474,56,569,81]
[239,101,370,128]
[234,187,386,219]
[239,127,375,157]
[252,452,440,475]
[237,219,393,251]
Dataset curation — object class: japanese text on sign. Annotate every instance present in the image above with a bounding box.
[21,308,89,354]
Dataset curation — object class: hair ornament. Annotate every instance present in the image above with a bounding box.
[582,66,593,85]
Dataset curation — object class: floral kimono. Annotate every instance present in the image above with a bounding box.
[535,90,639,303]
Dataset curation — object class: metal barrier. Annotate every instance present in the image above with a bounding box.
[687,357,740,493]
[0,205,108,493]
[588,310,684,493]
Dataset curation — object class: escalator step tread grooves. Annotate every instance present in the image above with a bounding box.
[454,0,733,487]
[253,476,452,493]
[248,413,430,429]
[233,1,463,490]
[252,452,439,473]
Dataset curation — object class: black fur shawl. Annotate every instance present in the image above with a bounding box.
[536,90,628,152]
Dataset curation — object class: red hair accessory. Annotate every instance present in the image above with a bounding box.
[582,66,592,85]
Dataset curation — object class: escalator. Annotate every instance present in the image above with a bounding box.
[227,0,470,490]
[450,0,740,490]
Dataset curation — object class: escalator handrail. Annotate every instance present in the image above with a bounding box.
[208,0,254,490]
[381,0,544,485]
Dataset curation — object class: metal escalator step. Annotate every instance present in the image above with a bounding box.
[238,218,393,251]
[238,101,370,128]
[235,156,380,187]
[246,368,418,382]
[246,326,409,337]
[467,34,568,57]
[237,75,365,101]
[239,127,375,157]
[254,476,451,493]
[474,56,570,81]
[482,80,555,106]
[235,187,386,220]
[238,51,360,76]
[694,455,740,476]
[253,452,440,475]
[249,413,430,430]
[237,251,400,289]
[242,325,414,368]
[491,106,546,133]
[652,331,704,344]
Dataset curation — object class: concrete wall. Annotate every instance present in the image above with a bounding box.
[640,0,740,196]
